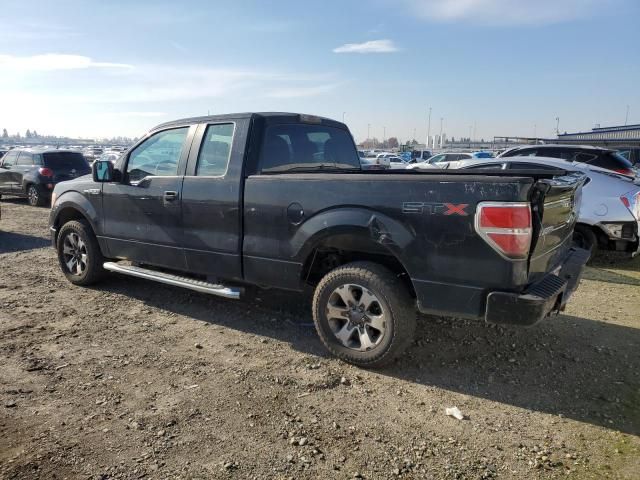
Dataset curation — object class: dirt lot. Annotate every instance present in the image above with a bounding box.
[1,198,639,479]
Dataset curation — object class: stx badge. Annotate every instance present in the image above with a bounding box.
[402,202,469,216]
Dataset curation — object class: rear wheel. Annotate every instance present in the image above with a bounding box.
[56,220,105,285]
[572,225,597,260]
[312,262,416,368]
[27,184,46,207]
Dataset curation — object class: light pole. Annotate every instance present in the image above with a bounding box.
[469,126,472,148]
[427,107,432,147]
[625,105,630,126]
[533,124,537,140]
[367,123,371,148]
[473,121,477,145]
[439,117,443,149]
[555,117,560,136]
[383,126,386,149]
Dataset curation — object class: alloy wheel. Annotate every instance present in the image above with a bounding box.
[325,283,387,351]
[62,232,88,276]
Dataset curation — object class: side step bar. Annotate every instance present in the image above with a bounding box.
[103,262,241,300]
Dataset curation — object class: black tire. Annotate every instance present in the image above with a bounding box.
[312,261,416,368]
[56,220,105,286]
[572,225,597,261]
[27,184,46,207]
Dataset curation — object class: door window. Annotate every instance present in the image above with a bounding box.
[428,154,446,164]
[126,127,188,182]
[17,152,33,165]
[195,123,234,176]
[1,151,18,167]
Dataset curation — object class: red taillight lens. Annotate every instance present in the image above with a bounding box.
[475,203,532,259]
[614,168,634,176]
[39,167,54,177]
[621,196,631,209]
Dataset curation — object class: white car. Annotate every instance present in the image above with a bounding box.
[406,152,473,170]
[454,156,640,257]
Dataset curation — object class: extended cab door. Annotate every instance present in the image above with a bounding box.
[101,126,195,271]
[180,119,248,281]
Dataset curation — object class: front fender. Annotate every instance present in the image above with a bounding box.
[50,190,101,239]
[291,207,415,269]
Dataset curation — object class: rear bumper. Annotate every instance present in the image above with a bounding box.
[484,247,590,326]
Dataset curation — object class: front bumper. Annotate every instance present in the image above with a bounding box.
[485,247,590,326]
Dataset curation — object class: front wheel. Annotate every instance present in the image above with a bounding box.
[56,220,105,286]
[312,262,416,368]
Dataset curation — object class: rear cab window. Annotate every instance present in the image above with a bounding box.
[195,123,234,176]
[259,123,360,173]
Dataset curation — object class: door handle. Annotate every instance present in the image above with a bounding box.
[163,190,179,202]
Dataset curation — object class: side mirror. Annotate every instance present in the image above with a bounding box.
[92,160,113,182]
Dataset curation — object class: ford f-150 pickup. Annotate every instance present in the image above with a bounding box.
[49,113,589,367]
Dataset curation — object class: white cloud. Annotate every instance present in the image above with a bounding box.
[333,39,399,54]
[401,0,604,25]
[0,54,132,71]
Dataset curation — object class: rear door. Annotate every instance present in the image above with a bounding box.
[101,126,195,271]
[14,151,34,192]
[181,120,246,281]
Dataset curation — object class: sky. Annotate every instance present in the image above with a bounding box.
[0,0,639,142]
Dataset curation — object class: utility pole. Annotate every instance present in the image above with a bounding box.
[367,123,371,148]
[439,117,443,149]
[625,105,630,126]
[555,117,560,136]
[427,107,432,147]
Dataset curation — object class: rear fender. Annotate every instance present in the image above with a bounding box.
[291,207,415,270]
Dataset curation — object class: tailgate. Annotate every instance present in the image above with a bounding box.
[528,171,586,281]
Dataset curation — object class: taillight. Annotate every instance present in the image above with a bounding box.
[475,202,532,259]
[620,191,640,221]
[39,167,54,177]
[614,168,634,176]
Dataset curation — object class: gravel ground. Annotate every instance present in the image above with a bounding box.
[1,198,639,479]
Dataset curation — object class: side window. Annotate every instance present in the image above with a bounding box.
[259,124,360,173]
[33,154,43,166]
[17,152,33,165]
[195,123,234,176]
[429,154,446,163]
[126,127,188,182]
[2,151,18,166]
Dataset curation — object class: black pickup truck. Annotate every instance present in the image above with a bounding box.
[49,113,589,367]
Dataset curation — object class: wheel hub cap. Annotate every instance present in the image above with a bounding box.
[61,233,88,276]
[325,284,387,352]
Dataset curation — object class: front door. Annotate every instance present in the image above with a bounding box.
[0,151,19,193]
[101,126,194,271]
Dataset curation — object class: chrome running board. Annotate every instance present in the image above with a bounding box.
[103,262,241,300]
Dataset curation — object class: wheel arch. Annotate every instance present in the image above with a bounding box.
[51,193,100,245]
[295,208,417,296]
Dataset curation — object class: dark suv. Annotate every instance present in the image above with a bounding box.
[0,148,91,206]
[499,145,635,176]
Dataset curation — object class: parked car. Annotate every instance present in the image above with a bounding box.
[0,148,91,206]
[360,152,391,170]
[617,147,640,168]
[388,155,408,169]
[411,149,432,163]
[0,149,7,160]
[453,157,640,257]
[499,144,635,176]
[97,151,121,164]
[407,152,478,169]
[50,112,588,367]
[82,147,104,163]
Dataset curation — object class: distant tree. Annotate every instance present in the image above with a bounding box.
[387,137,399,149]
[2,128,7,138]
[451,136,456,143]
[33,130,38,138]
[25,129,32,138]
[16,132,21,139]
